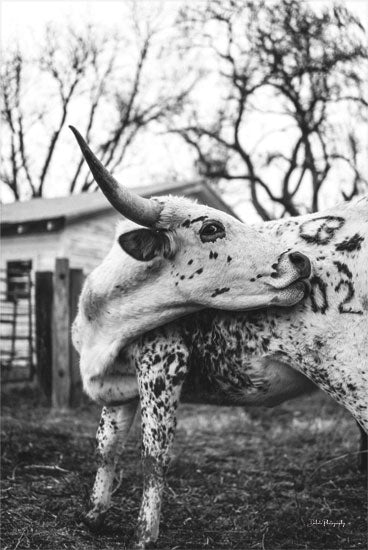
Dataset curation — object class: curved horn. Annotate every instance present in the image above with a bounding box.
[69,126,162,226]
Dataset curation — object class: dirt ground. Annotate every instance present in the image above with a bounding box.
[1,387,366,550]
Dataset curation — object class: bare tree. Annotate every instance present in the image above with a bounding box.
[171,0,368,220]
[1,15,193,201]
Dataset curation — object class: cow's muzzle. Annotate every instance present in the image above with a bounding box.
[267,250,312,290]
[288,251,311,279]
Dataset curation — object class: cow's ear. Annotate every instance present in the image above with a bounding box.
[118,229,175,261]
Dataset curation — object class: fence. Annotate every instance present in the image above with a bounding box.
[1,258,84,407]
[35,259,85,408]
[0,265,35,382]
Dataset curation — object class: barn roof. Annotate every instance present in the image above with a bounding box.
[1,180,237,237]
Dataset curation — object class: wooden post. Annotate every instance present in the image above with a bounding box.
[52,258,70,408]
[35,271,53,404]
[69,269,84,407]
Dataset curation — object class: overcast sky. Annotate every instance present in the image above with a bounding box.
[1,1,367,219]
[2,0,366,42]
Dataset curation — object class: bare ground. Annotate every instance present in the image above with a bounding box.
[1,387,367,550]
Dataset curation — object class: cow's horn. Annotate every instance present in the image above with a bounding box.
[69,126,162,226]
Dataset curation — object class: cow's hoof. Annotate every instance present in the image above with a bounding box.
[129,534,157,549]
[129,538,146,550]
[82,509,106,532]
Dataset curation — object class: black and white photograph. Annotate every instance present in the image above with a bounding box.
[1,1,367,548]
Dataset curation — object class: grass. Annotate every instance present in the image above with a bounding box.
[1,387,366,549]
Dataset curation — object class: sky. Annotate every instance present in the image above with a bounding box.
[2,0,367,39]
[1,0,367,220]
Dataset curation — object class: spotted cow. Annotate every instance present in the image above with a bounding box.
[70,126,311,403]
[70,128,366,548]
[79,195,367,549]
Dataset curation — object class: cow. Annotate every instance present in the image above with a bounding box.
[70,128,367,548]
[70,126,311,404]
[82,201,367,549]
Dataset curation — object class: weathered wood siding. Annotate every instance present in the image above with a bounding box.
[61,211,118,273]
[0,232,64,272]
[1,211,118,275]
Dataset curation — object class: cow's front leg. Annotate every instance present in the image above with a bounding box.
[84,399,139,530]
[132,342,189,549]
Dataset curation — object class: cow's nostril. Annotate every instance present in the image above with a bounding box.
[288,252,311,278]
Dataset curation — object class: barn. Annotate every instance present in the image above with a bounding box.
[0,181,236,387]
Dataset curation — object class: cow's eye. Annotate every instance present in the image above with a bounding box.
[199,220,226,242]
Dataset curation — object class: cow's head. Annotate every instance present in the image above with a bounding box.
[70,127,311,373]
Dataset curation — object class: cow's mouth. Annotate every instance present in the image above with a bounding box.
[271,278,310,306]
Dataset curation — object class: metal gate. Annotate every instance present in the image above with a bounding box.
[0,262,35,382]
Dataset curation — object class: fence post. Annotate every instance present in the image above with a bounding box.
[52,258,70,408]
[69,269,84,407]
[35,271,53,404]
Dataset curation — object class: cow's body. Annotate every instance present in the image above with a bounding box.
[81,195,368,548]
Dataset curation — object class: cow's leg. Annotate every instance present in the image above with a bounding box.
[132,341,189,549]
[84,398,139,529]
[357,422,367,473]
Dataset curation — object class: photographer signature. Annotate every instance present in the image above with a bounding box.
[307,519,346,528]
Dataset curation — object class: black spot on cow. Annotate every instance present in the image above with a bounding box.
[110,419,118,432]
[333,261,352,279]
[187,259,193,265]
[180,275,185,280]
[227,256,232,263]
[191,216,209,224]
[314,336,324,349]
[196,268,203,275]
[152,354,161,365]
[335,233,364,252]
[166,354,176,367]
[171,369,187,387]
[153,377,165,398]
[309,275,328,314]
[211,287,230,298]
[300,216,345,245]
